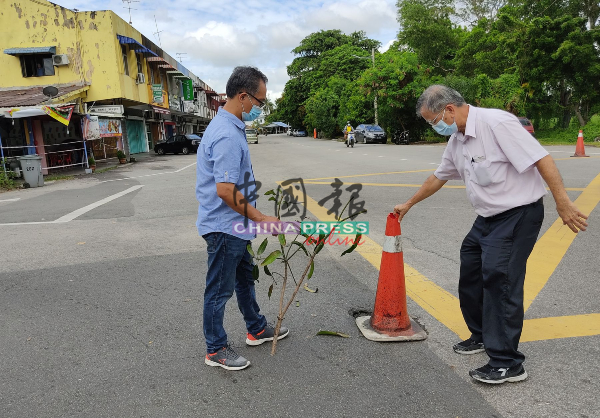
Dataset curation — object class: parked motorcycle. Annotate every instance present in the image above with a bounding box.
[392,129,410,145]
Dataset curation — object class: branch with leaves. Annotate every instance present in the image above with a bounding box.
[247,188,366,355]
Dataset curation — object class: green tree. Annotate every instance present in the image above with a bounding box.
[359,48,433,139]
[396,0,465,74]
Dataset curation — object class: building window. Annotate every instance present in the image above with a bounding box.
[121,45,129,76]
[20,55,55,78]
[136,53,143,75]
[149,65,155,84]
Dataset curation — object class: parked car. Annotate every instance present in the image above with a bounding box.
[518,117,535,136]
[154,134,201,155]
[245,128,259,144]
[354,124,387,144]
[294,129,308,137]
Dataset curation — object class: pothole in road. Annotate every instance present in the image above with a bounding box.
[348,307,372,318]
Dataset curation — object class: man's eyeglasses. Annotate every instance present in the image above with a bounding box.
[426,107,446,126]
[245,92,266,109]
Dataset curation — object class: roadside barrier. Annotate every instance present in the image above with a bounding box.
[572,130,589,158]
[355,213,427,342]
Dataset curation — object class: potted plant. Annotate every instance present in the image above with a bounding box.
[88,156,96,172]
[116,150,127,164]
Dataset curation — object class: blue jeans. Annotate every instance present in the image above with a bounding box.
[202,232,267,353]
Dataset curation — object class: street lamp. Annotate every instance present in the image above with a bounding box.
[351,47,378,126]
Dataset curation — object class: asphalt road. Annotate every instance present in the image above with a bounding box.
[1,134,598,417]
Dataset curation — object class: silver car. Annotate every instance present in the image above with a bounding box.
[245,128,259,144]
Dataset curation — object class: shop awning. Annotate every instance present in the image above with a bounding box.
[0,84,88,107]
[4,46,56,56]
[152,106,170,115]
[116,35,158,57]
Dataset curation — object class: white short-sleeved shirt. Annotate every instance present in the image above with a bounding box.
[434,105,549,217]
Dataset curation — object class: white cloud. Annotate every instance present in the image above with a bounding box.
[180,22,261,66]
[53,0,400,98]
[379,39,396,53]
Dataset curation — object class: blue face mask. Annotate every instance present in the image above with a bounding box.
[432,109,458,136]
[242,104,262,122]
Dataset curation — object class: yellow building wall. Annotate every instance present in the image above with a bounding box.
[0,0,153,105]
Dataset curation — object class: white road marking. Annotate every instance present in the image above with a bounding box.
[100,161,194,183]
[429,163,438,165]
[378,156,384,158]
[401,159,407,161]
[363,154,368,155]
[0,185,143,226]
[0,198,21,203]
[175,162,197,172]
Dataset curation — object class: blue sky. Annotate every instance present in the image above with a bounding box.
[57,0,400,99]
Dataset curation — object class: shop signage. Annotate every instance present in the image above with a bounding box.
[182,79,194,101]
[89,105,124,116]
[152,84,164,104]
[82,115,100,140]
[99,119,122,137]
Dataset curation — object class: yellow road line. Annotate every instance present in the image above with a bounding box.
[278,171,600,341]
[521,314,600,342]
[302,181,584,192]
[554,156,600,161]
[285,183,471,338]
[303,169,436,181]
[523,172,600,311]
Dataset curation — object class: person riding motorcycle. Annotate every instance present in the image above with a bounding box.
[344,122,353,145]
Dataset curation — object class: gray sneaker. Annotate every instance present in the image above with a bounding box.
[205,345,250,371]
[246,324,290,346]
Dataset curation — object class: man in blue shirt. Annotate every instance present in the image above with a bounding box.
[196,66,289,371]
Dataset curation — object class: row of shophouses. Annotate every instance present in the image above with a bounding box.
[0,0,227,174]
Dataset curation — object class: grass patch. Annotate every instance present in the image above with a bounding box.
[0,166,17,191]
[536,115,600,145]
[95,165,119,174]
[45,174,75,182]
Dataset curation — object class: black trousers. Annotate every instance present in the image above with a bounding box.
[459,198,544,368]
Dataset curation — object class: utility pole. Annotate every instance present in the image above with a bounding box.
[352,48,379,125]
[371,47,378,126]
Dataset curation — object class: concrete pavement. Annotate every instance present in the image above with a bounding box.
[1,134,598,417]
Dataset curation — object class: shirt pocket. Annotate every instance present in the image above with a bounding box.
[472,159,493,186]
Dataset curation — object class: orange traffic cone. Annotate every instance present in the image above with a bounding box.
[572,130,589,157]
[314,128,317,139]
[355,213,427,342]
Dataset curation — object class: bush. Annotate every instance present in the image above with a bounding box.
[536,114,600,144]
[88,157,96,166]
[116,150,126,160]
[0,163,17,190]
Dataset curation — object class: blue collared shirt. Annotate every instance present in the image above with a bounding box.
[196,107,257,240]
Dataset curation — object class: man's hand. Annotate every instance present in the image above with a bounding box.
[556,200,588,233]
[393,202,412,223]
[257,215,280,224]
[253,215,281,236]
[534,155,589,234]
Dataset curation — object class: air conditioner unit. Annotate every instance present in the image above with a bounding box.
[136,73,145,84]
[52,54,69,66]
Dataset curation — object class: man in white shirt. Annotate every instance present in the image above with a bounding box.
[394,85,588,384]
